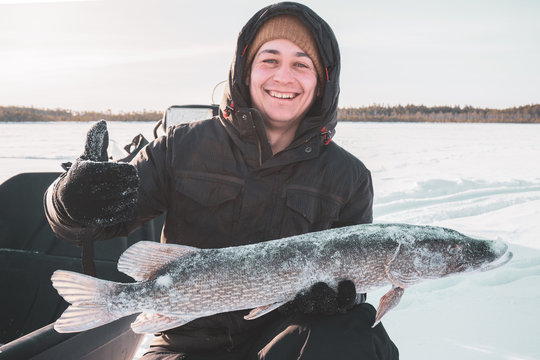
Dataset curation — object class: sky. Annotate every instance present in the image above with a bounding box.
[0,0,539,113]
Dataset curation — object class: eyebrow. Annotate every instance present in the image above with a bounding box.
[258,49,310,58]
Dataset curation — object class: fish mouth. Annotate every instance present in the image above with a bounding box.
[479,248,513,272]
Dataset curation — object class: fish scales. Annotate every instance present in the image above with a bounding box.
[113,228,395,323]
[51,223,513,333]
[159,232,390,310]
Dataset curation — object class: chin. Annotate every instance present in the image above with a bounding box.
[267,114,299,124]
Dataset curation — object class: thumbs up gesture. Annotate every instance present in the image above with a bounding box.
[55,120,140,227]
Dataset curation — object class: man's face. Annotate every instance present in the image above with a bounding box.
[247,39,318,132]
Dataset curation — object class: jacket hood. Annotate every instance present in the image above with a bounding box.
[220,1,341,145]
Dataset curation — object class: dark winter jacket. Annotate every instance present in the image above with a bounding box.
[44,1,373,354]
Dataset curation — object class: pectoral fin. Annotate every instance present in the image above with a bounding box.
[244,302,286,320]
[373,286,405,327]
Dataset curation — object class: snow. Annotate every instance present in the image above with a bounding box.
[335,122,540,360]
[1,121,539,359]
[155,274,173,288]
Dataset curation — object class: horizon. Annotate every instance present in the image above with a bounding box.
[2,102,540,115]
[1,0,539,112]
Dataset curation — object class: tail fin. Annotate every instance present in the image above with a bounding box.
[51,270,121,333]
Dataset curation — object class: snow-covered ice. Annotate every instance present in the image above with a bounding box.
[1,121,539,359]
[337,122,540,359]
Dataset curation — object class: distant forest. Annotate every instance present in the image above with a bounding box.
[1,104,539,123]
[0,107,162,122]
[338,104,540,123]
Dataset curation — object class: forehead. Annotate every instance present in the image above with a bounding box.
[257,39,308,57]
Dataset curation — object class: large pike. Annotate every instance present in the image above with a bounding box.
[51,223,512,333]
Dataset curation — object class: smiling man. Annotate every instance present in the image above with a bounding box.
[244,15,322,154]
[247,38,318,153]
[45,2,398,359]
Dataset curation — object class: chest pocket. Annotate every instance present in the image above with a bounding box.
[282,185,344,236]
[174,171,243,232]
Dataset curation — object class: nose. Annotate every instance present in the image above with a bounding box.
[272,63,294,83]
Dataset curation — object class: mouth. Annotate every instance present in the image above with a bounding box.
[266,90,299,100]
[480,249,513,272]
[451,241,513,274]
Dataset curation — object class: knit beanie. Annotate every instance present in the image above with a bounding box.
[244,15,325,89]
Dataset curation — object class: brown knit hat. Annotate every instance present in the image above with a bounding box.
[244,14,325,88]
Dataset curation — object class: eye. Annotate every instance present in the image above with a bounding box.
[294,60,314,70]
[448,244,462,255]
[262,58,278,64]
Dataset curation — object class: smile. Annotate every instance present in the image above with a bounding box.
[267,90,298,100]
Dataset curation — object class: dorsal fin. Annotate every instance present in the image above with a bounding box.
[118,241,199,281]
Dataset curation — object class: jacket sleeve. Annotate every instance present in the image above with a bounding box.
[332,168,374,227]
[43,132,172,245]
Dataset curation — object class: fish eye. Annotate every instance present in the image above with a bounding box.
[448,244,462,255]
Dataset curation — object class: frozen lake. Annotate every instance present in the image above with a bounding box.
[1,120,539,359]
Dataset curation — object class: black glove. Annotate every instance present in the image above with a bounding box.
[279,280,359,316]
[55,120,139,227]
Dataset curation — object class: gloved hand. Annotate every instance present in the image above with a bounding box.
[279,280,359,315]
[55,120,140,227]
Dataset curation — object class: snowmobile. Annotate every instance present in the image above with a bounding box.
[0,105,219,359]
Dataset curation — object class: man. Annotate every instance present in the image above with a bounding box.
[45,2,398,359]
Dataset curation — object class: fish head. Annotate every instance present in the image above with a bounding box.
[386,228,513,287]
[441,236,513,274]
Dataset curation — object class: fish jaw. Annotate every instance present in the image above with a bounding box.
[455,239,513,274]
[478,244,513,272]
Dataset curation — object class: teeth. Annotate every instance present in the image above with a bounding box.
[269,91,296,99]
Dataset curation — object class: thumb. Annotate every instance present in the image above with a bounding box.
[78,120,109,162]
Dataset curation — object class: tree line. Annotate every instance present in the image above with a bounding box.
[0,107,163,122]
[338,104,540,123]
[1,104,539,123]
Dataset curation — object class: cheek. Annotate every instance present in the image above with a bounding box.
[302,79,318,106]
[300,74,318,96]
[249,64,271,87]
[248,73,266,107]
